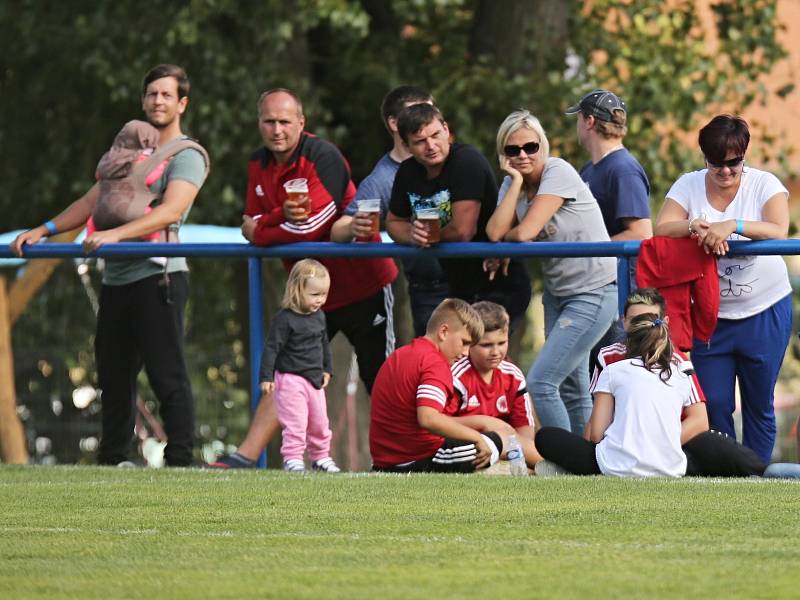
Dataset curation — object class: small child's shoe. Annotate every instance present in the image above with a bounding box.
[283,459,305,473]
[311,457,341,473]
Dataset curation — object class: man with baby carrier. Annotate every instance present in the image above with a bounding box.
[11,64,210,467]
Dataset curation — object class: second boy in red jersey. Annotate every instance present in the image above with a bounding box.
[452,302,542,468]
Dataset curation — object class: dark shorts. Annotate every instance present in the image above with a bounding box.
[373,431,503,473]
[325,285,395,394]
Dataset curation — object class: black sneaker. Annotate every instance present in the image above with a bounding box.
[207,453,256,469]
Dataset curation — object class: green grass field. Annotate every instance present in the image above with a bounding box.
[2,467,799,599]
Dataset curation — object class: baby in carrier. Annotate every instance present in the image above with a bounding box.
[88,120,167,264]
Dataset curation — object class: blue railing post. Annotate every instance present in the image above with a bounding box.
[617,257,630,317]
[247,257,266,468]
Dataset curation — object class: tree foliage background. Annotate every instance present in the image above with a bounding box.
[1,0,792,465]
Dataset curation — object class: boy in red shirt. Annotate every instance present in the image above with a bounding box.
[452,302,542,468]
[369,299,504,472]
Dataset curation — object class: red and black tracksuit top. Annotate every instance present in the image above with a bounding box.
[245,132,397,311]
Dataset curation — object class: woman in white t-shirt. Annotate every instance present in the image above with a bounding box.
[653,114,791,464]
[486,110,617,436]
[535,313,701,477]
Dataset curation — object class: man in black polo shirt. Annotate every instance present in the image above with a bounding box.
[386,104,530,331]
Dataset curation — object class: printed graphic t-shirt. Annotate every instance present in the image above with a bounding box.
[389,143,497,294]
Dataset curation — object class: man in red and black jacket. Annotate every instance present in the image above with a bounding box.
[216,89,397,469]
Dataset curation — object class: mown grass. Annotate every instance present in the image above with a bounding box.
[1,466,799,599]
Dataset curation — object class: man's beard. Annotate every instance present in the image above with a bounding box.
[147,113,174,129]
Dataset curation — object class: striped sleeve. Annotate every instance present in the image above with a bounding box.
[500,361,535,428]
[590,343,626,394]
[416,384,447,408]
[417,354,455,412]
[252,137,353,245]
[674,350,705,404]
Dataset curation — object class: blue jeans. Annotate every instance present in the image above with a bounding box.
[528,282,617,433]
[763,463,800,479]
[692,294,792,464]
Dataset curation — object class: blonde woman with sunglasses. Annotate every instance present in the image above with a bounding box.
[486,110,617,435]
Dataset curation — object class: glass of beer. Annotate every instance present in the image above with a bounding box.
[416,207,441,244]
[283,178,310,220]
[356,198,381,241]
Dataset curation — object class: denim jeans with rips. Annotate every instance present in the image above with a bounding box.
[528,282,617,433]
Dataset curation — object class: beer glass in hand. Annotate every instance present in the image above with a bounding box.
[355,199,381,241]
[283,178,310,220]
[416,207,441,244]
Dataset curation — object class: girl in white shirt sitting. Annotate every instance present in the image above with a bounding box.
[535,313,705,477]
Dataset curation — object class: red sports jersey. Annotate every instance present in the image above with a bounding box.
[590,342,706,405]
[451,357,534,428]
[245,132,397,311]
[369,337,457,468]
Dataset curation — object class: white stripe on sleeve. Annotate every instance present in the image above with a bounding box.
[278,202,337,234]
[417,384,447,407]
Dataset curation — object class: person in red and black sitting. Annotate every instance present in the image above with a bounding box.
[370,298,504,473]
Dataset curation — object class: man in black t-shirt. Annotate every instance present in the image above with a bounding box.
[386,104,531,331]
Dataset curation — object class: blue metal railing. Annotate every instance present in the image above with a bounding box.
[4,238,797,467]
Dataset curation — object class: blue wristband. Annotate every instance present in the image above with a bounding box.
[44,220,57,236]
[736,219,744,236]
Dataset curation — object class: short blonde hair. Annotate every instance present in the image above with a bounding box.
[282,259,329,312]
[496,110,550,162]
[471,301,509,334]
[426,298,484,344]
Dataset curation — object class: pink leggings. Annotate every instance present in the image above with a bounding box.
[274,371,332,462]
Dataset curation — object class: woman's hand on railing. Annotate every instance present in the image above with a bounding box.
[698,220,734,256]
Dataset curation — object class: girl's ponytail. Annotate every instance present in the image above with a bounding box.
[625,313,674,382]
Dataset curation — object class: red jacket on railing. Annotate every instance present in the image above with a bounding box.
[636,236,719,351]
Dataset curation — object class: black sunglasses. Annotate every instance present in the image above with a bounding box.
[705,156,744,169]
[504,142,540,157]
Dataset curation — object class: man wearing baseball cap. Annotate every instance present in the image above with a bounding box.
[567,89,653,367]
[566,89,652,243]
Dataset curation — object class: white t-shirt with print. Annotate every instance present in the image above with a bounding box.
[594,358,692,478]
[666,167,790,319]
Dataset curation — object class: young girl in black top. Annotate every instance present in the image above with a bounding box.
[260,259,339,473]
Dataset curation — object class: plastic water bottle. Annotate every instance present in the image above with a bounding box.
[506,434,528,476]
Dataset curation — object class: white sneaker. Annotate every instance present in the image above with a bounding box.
[311,457,341,473]
[283,459,305,473]
[535,459,569,477]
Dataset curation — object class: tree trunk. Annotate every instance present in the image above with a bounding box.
[468,0,572,71]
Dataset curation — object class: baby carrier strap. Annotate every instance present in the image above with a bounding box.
[109,137,209,241]
[130,137,210,197]
[139,137,209,178]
